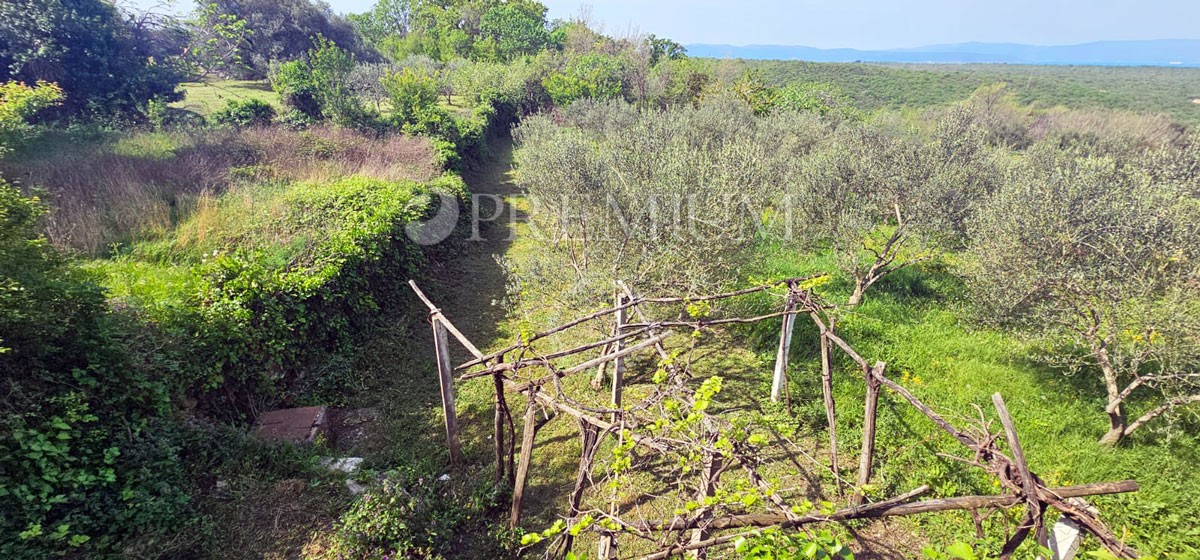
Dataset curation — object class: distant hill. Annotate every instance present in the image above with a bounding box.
[686,40,1200,67]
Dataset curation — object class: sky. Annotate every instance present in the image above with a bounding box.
[137,0,1200,50]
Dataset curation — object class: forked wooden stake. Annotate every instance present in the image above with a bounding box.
[853,361,885,506]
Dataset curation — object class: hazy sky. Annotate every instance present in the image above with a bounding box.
[141,0,1200,50]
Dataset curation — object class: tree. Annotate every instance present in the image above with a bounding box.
[348,0,412,46]
[644,33,686,66]
[184,2,252,79]
[542,53,624,106]
[205,0,378,78]
[775,81,859,121]
[789,117,993,307]
[967,146,1200,444]
[0,0,184,116]
[478,1,548,60]
[0,81,63,155]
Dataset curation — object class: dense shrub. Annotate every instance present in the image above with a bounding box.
[542,53,625,107]
[321,472,511,560]
[0,182,189,558]
[210,98,277,127]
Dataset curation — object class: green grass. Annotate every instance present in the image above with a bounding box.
[173,80,283,117]
[750,243,1200,556]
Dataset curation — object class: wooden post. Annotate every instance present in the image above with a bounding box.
[493,371,508,483]
[993,393,1049,554]
[820,329,840,481]
[771,294,797,402]
[432,316,462,464]
[853,361,885,506]
[612,292,628,417]
[563,421,601,555]
[511,397,541,527]
[689,450,723,559]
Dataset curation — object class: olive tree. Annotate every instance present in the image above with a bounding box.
[789,111,995,306]
[512,97,821,301]
[967,147,1200,444]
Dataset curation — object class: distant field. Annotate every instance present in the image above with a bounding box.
[738,60,1200,124]
[172,80,282,116]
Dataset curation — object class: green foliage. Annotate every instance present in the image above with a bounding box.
[735,529,854,560]
[270,59,323,118]
[0,182,188,558]
[210,98,277,128]
[270,38,376,127]
[383,67,441,123]
[478,2,550,60]
[0,81,63,154]
[966,145,1200,443]
[732,71,779,116]
[186,2,252,79]
[774,82,860,121]
[203,0,377,78]
[323,472,510,559]
[543,53,625,106]
[0,0,184,117]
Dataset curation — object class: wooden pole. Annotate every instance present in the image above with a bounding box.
[853,361,885,506]
[771,295,797,402]
[563,421,602,555]
[612,292,628,418]
[432,316,462,464]
[493,371,508,483]
[689,450,723,559]
[993,393,1049,554]
[511,397,541,527]
[820,329,840,482]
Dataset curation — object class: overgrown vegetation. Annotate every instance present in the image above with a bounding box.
[2,0,1199,557]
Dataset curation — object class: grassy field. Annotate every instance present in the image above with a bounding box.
[742,60,1200,125]
[171,80,283,116]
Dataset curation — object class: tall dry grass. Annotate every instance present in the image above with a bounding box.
[2,127,435,255]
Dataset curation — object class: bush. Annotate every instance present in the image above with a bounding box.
[322,472,511,560]
[542,53,625,107]
[0,81,64,154]
[269,60,322,119]
[0,182,189,558]
[210,98,277,128]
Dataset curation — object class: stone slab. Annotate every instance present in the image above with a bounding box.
[255,406,328,444]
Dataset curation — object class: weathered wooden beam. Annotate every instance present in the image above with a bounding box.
[511,398,543,527]
[507,332,672,394]
[852,361,885,506]
[632,485,930,560]
[771,296,797,402]
[612,292,628,418]
[622,481,1137,534]
[819,330,840,482]
[432,317,462,464]
[993,393,1048,555]
[464,326,656,377]
[493,372,508,483]
[409,280,485,360]
[459,275,827,370]
[689,451,723,559]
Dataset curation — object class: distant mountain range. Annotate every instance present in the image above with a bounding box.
[685,40,1200,67]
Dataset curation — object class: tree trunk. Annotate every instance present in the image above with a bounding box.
[847,281,866,307]
[1095,342,1127,446]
